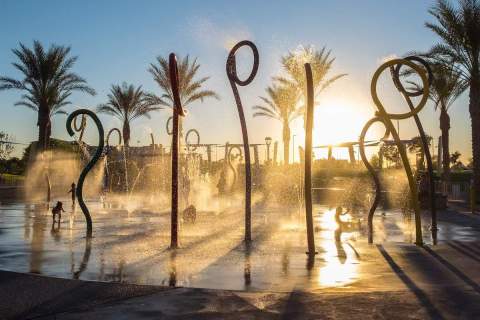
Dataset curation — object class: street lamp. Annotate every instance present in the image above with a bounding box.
[265,136,272,163]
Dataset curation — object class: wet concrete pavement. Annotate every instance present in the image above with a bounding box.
[3,240,480,319]
[2,201,480,318]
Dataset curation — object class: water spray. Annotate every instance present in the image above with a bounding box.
[226,40,259,244]
[66,109,105,238]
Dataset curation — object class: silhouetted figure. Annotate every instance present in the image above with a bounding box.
[182,205,197,224]
[68,183,76,207]
[52,201,65,223]
[217,167,227,195]
[335,206,349,242]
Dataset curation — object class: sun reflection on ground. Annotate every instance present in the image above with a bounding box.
[315,208,360,287]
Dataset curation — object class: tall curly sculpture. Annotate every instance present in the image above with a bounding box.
[226,40,259,243]
[66,109,105,238]
[391,56,437,242]
[360,58,429,245]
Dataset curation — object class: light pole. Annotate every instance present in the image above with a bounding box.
[265,136,272,164]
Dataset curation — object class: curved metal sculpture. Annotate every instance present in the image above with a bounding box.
[360,58,429,245]
[66,109,105,238]
[185,128,200,152]
[105,128,123,193]
[169,53,187,249]
[73,114,87,142]
[304,63,316,256]
[359,117,389,243]
[106,128,122,147]
[391,56,437,242]
[226,40,259,243]
[228,145,243,189]
[166,116,173,135]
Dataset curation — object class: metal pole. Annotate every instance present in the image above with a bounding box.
[304,63,316,256]
[168,53,187,249]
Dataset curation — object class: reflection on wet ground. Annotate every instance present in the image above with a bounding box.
[0,199,479,292]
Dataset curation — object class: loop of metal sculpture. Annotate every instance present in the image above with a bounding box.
[73,114,87,142]
[391,56,438,242]
[359,117,389,244]
[166,116,173,135]
[185,128,200,152]
[169,53,186,249]
[106,128,122,148]
[361,58,429,245]
[66,109,105,238]
[304,63,317,256]
[226,40,259,243]
[105,128,122,192]
[228,145,243,188]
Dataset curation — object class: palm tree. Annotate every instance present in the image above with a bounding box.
[97,83,161,147]
[146,54,219,137]
[424,0,480,197]
[410,62,466,180]
[0,41,95,152]
[407,135,433,170]
[276,45,346,126]
[253,83,301,164]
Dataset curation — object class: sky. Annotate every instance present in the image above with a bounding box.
[0,0,473,162]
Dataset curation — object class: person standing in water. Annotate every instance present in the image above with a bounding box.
[68,182,76,207]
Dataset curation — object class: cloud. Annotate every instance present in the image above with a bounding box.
[187,16,253,51]
[377,53,399,64]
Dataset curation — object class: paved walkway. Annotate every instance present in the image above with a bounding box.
[3,239,480,319]
[3,202,480,319]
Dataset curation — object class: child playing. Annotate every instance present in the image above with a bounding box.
[68,182,76,206]
[52,201,65,223]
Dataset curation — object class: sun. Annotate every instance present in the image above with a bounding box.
[312,98,370,146]
[290,98,372,161]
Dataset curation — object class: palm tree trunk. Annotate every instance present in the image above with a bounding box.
[37,108,50,152]
[283,120,290,165]
[470,75,480,201]
[440,106,450,183]
[122,120,131,147]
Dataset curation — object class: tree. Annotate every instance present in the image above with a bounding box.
[146,54,219,137]
[408,61,466,180]
[408,135,432,170]
[97,83,160,147]
[0,132,14,161]
[253,83,301,164]
[450,150,462,167]
[424,0,480,197]
[276,45,346,126]
[381,144,401,168]
[0,41,95,152]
